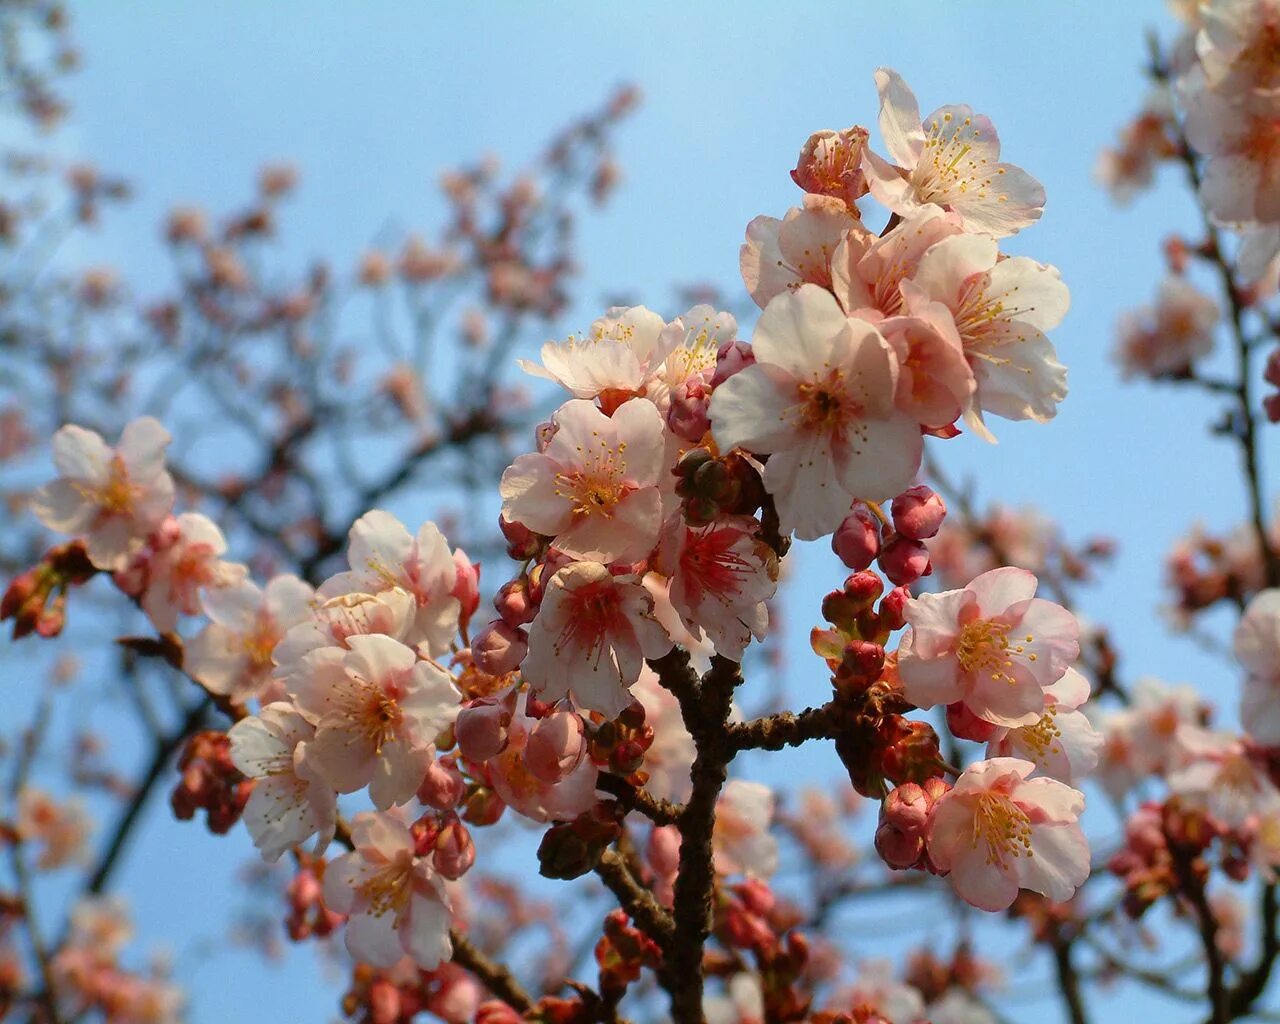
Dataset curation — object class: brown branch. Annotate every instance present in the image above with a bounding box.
[725,701,841,752]
[595,848,674,948]
[450,928,535,1013]
[595,773,682,826]
[648,652,741,1024]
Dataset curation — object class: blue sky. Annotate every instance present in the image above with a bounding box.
[12,1,1274,1021]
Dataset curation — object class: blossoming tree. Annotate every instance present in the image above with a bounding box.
[5,2,1280,1023]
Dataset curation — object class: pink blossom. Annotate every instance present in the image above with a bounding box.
[907,233,1069,441]
[318,511,461,657]
[228,702,337,862]
[633,666,695,803]
[739,196,867,309]
[713,780,778,879]
[186,575,314,704]
[830,206,962,319]
[708,285,923,540]
[30,417,175,571]
[488,694,599,822]
[897,567,1079,727]
[1196,0,1280,96]
[985,667,1103,785]
[926,757,1089,911]
[655,514,777,661]
[1169,725,1280,827]
[17,789,91,870]
[791,126,871,206]
[521,562,673,718]
[517,305,669,404]
[1185,87,1280,225]
[274,587,416,671]
[1234,588,1280,745]
[862,68,1045,238]
[646,305,738,412]
[137,513,247,633]
[877,300,974,429]
[323,812,452,968]
[290,634,460,809]
[1115,277,1219,379]
[500,398,665,564]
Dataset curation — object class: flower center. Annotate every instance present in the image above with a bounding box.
[554,582,627,666]
[361,690,403,753]
[681,526,754,603]
[1016,706,1063,764]
[76,455,138,516]
[359,861,414,919]
[972,791,1033,868]
[797,372,860,434]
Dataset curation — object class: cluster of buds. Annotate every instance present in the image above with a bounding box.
[341,962,482,1024]
[285,860,344,942]
[410,811,477,881]
[586,700,653,776]
[1,540,96,639]
[672,446,765,527]
[874,779,951,871]
[831,486,945,587]
[594,909,662,999]
[812,570,909,698]
[1107,799,1249,919]
[169,730,251,834]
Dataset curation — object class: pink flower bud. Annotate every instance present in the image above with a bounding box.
[737,878,775,917]
[648,824,681,877]
[874,819,924,870]
[523,710,586,783]
[1266,347,1280,388]
[667,377,712,442]
[455,699,511,762]
[476,1001,524,1024]
[890,485,947,540]
[832,504,881,570]
[881,782,932,834]
[370,980,402,1024]
[879,586,910,632]
[946,701,998,743]
[494,578,536,627]
[432,818,476,880]
[499,515,540,561]
[879,536,931,586]
[418,756,466,809]
[451,549,481,629]
[471,619,527,675]
[711,340,754,387]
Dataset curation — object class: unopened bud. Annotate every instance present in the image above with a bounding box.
[879,536,931,586]
[832,504,881,570]
[432,817,476,880]
[890,485,946,540]
[471,619,527,676]
[946,701,998,743]
[524,710,587,783]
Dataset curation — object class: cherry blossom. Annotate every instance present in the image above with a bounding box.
[633,665,695,803]
[713,780,779,879]
[135,513,246,633]
[30,417,175,571]
[323,811,453,969]
[655,514,777,661]
[1234,588,1280,745]
[897,568,1079,727]
[791,125,871,207]
[487,695,599,822]
[1184,87,1280,224]
[17,789,91,869]
[907,233,1070,441]
[1195,0,1280,95]
[1169,725,1280,827]
[499,398,666,564]
[317,511,461,657]
[290,634,460,809]
[708,284,923,540]
[186,575,314,704]
[520,561,673,719]
[985,667,1103,785]
[517,305,669,405]
[228,702,337,861]
[646,305,737,412]
[1115,276,1219,378]
[740,195,867,309]
[830,206,962,319]
[273,587,416,671]
[862,68,1046,238]
[926,757,1089,911]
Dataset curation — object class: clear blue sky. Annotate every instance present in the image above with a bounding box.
[14,1,1272,1021]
